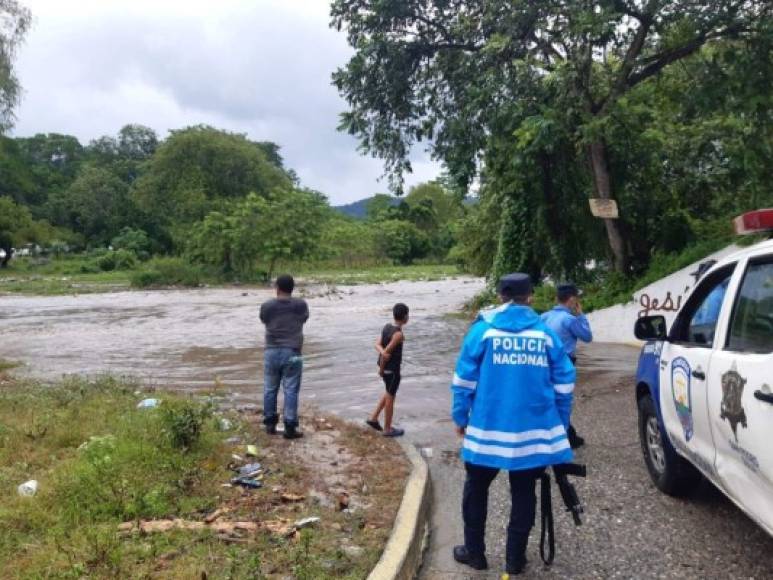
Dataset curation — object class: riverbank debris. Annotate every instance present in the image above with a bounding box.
[17,480,38,496]
[137,398,160,409]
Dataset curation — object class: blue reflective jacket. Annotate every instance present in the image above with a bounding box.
[451,303,576,471]
[540,305,593,356]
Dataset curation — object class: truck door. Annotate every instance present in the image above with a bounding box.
[658,265,737,476]
[709,257,773,535]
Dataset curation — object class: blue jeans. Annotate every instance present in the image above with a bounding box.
[263,348,303,427]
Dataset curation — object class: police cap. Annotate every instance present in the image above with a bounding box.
[557,283,582,302]
[497,273,533,298]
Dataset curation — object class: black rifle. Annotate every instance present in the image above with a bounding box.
[539,463,587,565]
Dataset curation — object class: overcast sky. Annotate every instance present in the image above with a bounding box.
[11,0,439,205]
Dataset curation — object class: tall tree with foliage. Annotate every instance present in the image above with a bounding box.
[331,0,769,273]
[0,196,35,266]
[133,126,291,231]
[0,0,31,132]
[188,188,329,279]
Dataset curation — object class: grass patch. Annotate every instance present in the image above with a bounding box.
[0,371,407,578]
[2,256,464,296]
[0,359,20,373]
[295,263,461,285]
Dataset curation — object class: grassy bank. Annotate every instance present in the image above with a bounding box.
[464,236,768,316]
[0,255,462,296]
[0,369,407,578]
[295,263,460,285]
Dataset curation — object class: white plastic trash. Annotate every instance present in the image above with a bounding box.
[137,398,160,409]
[218,418,233,431]
[18,480,38,496]
[294,517,321,529]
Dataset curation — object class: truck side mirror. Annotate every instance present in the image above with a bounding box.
[634,315,668,341]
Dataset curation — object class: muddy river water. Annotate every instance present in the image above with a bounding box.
[0,278,485,432]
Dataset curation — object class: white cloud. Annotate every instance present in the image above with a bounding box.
[11,0,440,204]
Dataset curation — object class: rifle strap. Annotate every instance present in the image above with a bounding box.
[539,472,555,566]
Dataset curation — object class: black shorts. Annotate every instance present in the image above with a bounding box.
[382,370,401,396]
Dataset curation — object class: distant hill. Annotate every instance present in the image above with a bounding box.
[333,196,400,219]
[334,194,478,219]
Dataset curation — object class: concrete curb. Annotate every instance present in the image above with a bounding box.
[367,442,431,580]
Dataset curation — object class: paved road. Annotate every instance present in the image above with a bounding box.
[416,343,773,579]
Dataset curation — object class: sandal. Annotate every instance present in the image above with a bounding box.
[383,427,405,437]
[365,420,383,432]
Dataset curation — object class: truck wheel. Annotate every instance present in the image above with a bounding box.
[638,394,701,496]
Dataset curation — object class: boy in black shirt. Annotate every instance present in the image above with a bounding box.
[366,303,409,437]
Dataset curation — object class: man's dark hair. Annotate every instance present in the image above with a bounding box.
[275,274,295,294]
[506,294,532,305]
[393,303,409,322]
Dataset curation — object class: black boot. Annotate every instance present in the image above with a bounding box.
[506,534,529,575]
[568,424,585,449]
[452,545,488,570]
[283,424,303,440]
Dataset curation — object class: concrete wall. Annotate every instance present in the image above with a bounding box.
[586,245,741,345]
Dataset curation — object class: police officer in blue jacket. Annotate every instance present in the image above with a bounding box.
[541,283,593,448]
[451,273,576,575]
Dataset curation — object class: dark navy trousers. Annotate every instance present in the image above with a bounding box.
[462,462,545,563]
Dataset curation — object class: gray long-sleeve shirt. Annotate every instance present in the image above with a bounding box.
[259,297,309,351]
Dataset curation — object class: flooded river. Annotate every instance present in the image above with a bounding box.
[0,278,485,431]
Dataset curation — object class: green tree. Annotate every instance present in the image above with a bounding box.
[365,193,398,221]
[50,166,135,245]
[0,0,31,132]
[188,188,329,279]
[374,219,430,265]
[321,216,376,267]
[0,136,36,204]
[111,227,153,260]
[133,126,291,236]
[331,0,769,272]
[0,196,36,266]
[405,181,463,226]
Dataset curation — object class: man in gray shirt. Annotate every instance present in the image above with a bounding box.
[259,274,309,439]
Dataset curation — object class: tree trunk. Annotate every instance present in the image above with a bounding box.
[0,245,12,268]
[589,140,629,273]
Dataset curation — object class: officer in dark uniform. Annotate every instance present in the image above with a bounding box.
[450,273,576,574]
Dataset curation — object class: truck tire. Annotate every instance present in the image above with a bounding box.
[638,394,701,496]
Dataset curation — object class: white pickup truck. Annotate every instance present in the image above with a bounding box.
[634,209,773,536]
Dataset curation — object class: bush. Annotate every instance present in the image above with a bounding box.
[160,402,212,451]
[93,249,138,272]
[130,257,204,288]
[111,227,152,261]
[130,269,163,287]
[79,261,101,274]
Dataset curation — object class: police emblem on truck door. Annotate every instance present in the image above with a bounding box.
[671,357,694,441]
[720,362,748,440]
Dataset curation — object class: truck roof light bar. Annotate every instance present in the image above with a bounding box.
[734,209,773,235]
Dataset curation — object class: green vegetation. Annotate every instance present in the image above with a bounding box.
[0,370,406,578]
[0,118,467,291]
[332,1,772,291]
[296,263,460,286]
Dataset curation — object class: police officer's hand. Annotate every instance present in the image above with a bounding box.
[455,425,466,437]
